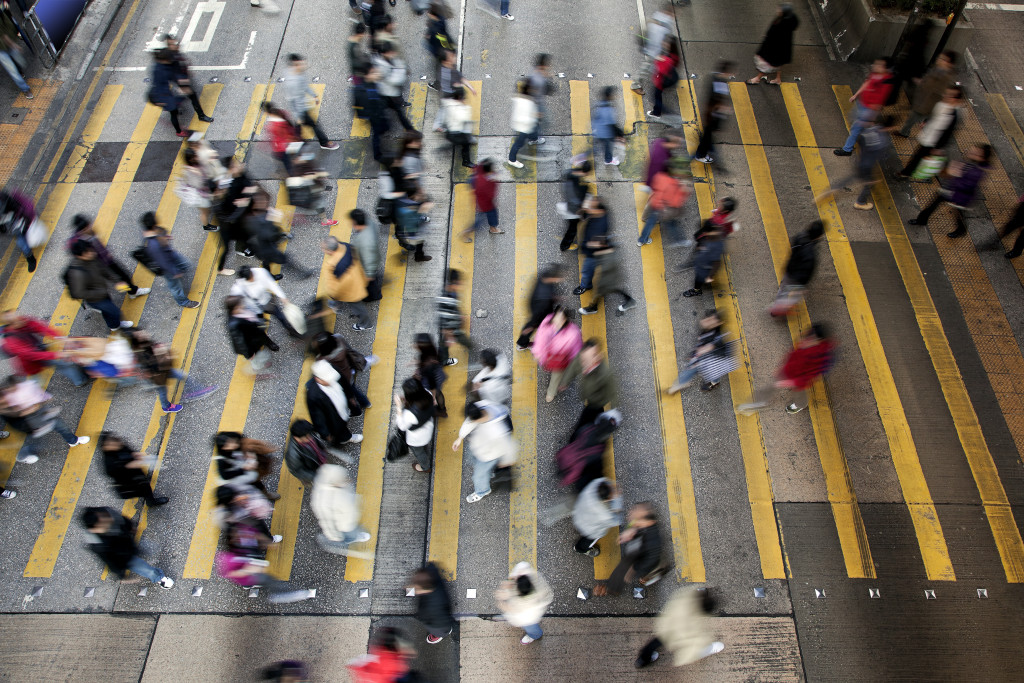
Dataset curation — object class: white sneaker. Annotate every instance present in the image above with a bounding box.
[354,531,371,543]
[502,13,514,20]
[701,641,725,658]
[506,159,524,169]
[128,288,151,299]
[158,576,174,589]
[535,137,546,145]
[343,434,364,444]
[119,320,134,329]
[365,354,380,366]
[72,436,90,446]
[16,454,39,464]
[608,157,621,166]
[2,489,16,499]
[647,111,661,119]
[520,634,539,644]
[271,534,283,544]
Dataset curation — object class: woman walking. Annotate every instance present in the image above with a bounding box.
[394,378,436,473]
[414,332,449,417]
[306,360,363,448]
[647,36,680,119]
[747,4,800,85]
[100,432,169,507]
[531,306,583,403]
[225,294,278,378]
[908,143,991,238]
[176,149,218,232]
[495,562,553,644]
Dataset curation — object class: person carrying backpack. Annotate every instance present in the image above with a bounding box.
[139,212,199,308]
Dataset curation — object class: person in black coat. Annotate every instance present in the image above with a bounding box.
[162,35,214,123]
[411,562,457,644]
[284,419,330,484]
[243,192,314,281]
[515,264,564,350]
[149,49,188,136]
[82,507,174,588]
[771,220,824,317]
[597,502,666,596]
[306,360,363,447]
[226,295,278,376]
[747,3,799,85]
[100,432,168,506]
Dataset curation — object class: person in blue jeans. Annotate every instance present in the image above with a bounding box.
[506,80,539,169]
[65,242,134,332]
[495,562,553,644]
[0,376,89,464]
[141,212,199,308]
[591,86,623,166]
[572,198,610,296]
[453,401,515,503]
[82,507,174,589]
[0,4,33,99]
[500,0,514,20]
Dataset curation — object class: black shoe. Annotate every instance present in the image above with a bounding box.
[272,273,284,281]
[1006,251,1022,259]
[26,255,37,273]
[700,381,719,391]
[682,288,702,297]
[427,81,438,91]
[572,285,591,296]
[242,248,255,258]
[908,218,923,226]
[198,115,214,123]
[266,339,280,352]
[833,149,853,157]
[414,252,432,262]
[947,228,966,238]
[148,496,170,506]
[203,224,220,232]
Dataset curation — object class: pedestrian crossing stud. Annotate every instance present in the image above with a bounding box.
[869,588,880,599]
[977,589,988,599]
[754,587,766,598]
[924,590,936,600]
[815,589,826,599]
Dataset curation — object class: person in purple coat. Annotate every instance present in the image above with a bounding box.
[909,143,991,238]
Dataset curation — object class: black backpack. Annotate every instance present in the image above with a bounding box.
[662,65,680,90]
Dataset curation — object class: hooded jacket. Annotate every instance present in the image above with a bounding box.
[572,477,623,541]
[532,314,583,372]
[311,464,362,541]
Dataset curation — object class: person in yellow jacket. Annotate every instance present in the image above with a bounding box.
[321,236,372,331]
[634,587,724,669]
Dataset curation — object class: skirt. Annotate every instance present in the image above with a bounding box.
[754,54,779,74]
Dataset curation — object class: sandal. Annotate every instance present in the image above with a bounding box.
[413,463,430,473]
[488,228,505,234]
[593,584,608,597]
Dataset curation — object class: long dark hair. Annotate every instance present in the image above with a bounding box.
[414,332,440,365]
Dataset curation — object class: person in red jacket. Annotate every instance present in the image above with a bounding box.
[835,57,893,156]
[738,323,836,415]
[459,159,502,242]
[0,310,87,386]
[648,36,680,119]
[347,627,417,683]
[263,102,301,176]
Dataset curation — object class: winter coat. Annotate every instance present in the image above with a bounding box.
[646,138,672,186]
[784,232,819,286]
[779,338,836,389]
[227,314,272,359]
[591,100,618,140]
[944,161,988,208]
[652,53,679,90]
[1,318,61,376]
[526,278,559,322]
[148,61,182,111]
[562,170,589,214]
[756,12,800,67]
[373,54,408,98]
[649,172,689,213]
[102,446,152,500]
[532,315,583,372]
[324,244,369,303]
[495,562,553,627]
[911,65,956,117]
[144,236,186,277]
[655,588,716,666]
[624,523,663,576]
[592,247,625,298]
[415,562,456,635]
[560,355,618,408]
[284,435,328,484]
[458,403,516,463]
[65,257,115,302]
[310,464,362,540]
[306,378,353,445]
[572,477,623,540]
[580,213,609,256]
[84,510,139,577]
[472,354,511,404]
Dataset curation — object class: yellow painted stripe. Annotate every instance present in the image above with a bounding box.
[835,85,1024,582]
[237,84,268,157]
[782,83,955,581]
[0,85,122,314]
[570,80,591,158]
[256,84,277,136]
[466,81,482,136]
[986,93,1024,169]
[629,185,706,582]
[344,85,427,582]
[731,83,874,579]
[267,179,360,579]
[427,183,475,580]
[509,183,538,573]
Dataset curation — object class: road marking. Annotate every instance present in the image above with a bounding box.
[835,85,1024,583]
[180,1,225,53]
[966,3,1024,10]
[428,183,475,580]
[986,93,1024,169]
[783,83,955,581]
[110,31,259,72]
[509,183,539,573]
[731,83,874,579]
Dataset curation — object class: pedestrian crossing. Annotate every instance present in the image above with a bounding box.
[3,74,1023,604]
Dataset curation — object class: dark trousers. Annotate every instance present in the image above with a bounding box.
[187,90,208,118]
[437,329,472,366]
[509,129,537,162]
[583,289,633,312]
[915,193,966,234]
[651,87,664,117]
[449,132,473,166]
[637,637,663,665]
[516,309,548,348]
[364,272,383,301]
[108,259,139,295]
[694,116,720,160]
[301,110,331,147]
[560,218,580,251]
[900,144,932,176]
[571,404,603,442]
[216,223,240,270]
[1001,201,1024,256]
[384,95,415,130]
[574,535,598,553]
[370,120,389,162]
[168,108,182,134]
[87,298,123,330]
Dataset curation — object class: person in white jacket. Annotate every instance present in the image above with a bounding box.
[506,80,539,169]
[572,477,623,557]
[311,464,371,554]
[229,265,301,338]
[395,378,437,473]
[372,43,415,131]
[495,562,553,644]
[471,349,510,404]
[453,400,516,503]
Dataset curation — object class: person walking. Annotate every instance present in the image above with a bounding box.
[444,87,476,169]
[82,507,174,589]
[0,377,90,464]
[528,53,554,141]
[414,333,449,416]
[213,431,279,500]
[769,220,825,318]
[0,186,42,271]
[284,419,329,484]
[162,34,214,123]
[632,3,675,95]
[559,159,592,251]
[310,330,375,411]
[647,36,680,119]
[532,306,583,403]
[262,103,301,177]
[665,309,736,394]
[994,194,1024,259]
[129,328,216,413]
[140,213,199,308]
[635,588,725,669]
[682,196,738,298]
[638,157,691,246]
[515,264,564,350]
[694,61,735,165]
[506,79,539,169]
[149,49,189,137]
[645,131,684,190]
[411,563,457,645]
[578,237,637,315]
[283,54,339,150]
[67,214,150,299]
[558,338,618,435]
[354,65,390,163]
[213,155,258,275]
[432,48,476,133]
[817,115,895,211]
[0,310,87,386]
[100,431,169,507]
[373,42,415,131]
[322,236,372,331]
[244,191,315,280]
[230,265,302,339]
[225,294,278,378]
[495,562,553,644]
[897,50,957,138]
[898,86,963,178]
[424,2,454,91]
[572,477,622,557]
[592,86,624,166]
[834,57,893,156]
[347,23,370,80]
[746,4,799,85]
[395,377,436,472]
[176,148,219,232]
[738,323,836,415]
[307,360,363,447]
[454,400,517,503]
[908,143,991,238]
[64,242,134,332]
[0,2,32,99]
[471,349,511,404]
[594,502,667,596]
[436,268,472,366]
[572,198,611,296]
[460,160,500,242]
[349,208,382,302]
[216,532,316,605]
[311,464,371,553]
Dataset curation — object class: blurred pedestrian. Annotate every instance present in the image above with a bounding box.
[572,197,611,296]
[162,34,214,123]
[414,332,448,416]
[140,212,199,308]
[769,221,824,318]
[0,377,89,464]
[347,23,370,81]
[454,400,516,503]
[633,3,675,95]
[214,431,279,500]
[592,85,624,166]
[0,3,32,99]
[516,264,564,350]
[0,186,43,271]
[349,209,382,302]
[311,331,375,411]
[230,265,302,340]
[347,627,416,683]
[260,661,309,683]
[834,57,893,156]
[647,36,680,119]
[395,376,436,472]
[311,464,371,552]
[645,131,684,189]
[245,191,316,280]
[887,21,931,107]
[149,49,189,137]
[506,79,539,169]
[217,527,316,603]
[994,194,1024,259]
[64,242,134,332]
[495,562,553,644]
[461,160,500,242]
[558,338,618,435]
[411,562,456,644]
[578,237,636,315]
[436,268,472,366]
[82,506,173,588]
[373,41,415,131]
[322,236,372,331]
[746,4,799,85]
[682,196,738,298]
[354,65,390,162]
[67,213,149,299]
[532,305,583,403]
[445,87,476,168]
[694,60,735,165]
[666,309,736,393]
[425,2,454,90]
[0,310,87,386]
[738,323,836,415]
[100,431,168,506]
[433,48,475,132]
[176,148,219,232]
[908,143,991,238]
[284,53,339,150]
[898,86,963,179]
[214,155,258,275]
[129,328,216,413]
[897,50,957,138]
[595,502,668,596]
[284,419,328,484]
[817,116,894,211]
[262,103,300,177]
[555,411,617,492]
[635,587,724,669]
[572,477,622,557]
[225,294,278,378]
[307,360,364,447]
[529,53,554,141]
[558,159,591,251]
[471,349,511,404]
[638,156,691,246]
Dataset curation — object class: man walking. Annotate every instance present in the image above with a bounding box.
[322,237,372,332]
[356,65,390,162]
[572,477,622,557]
[437,268,472,366]
[68,214,150,300]
[898,86,963,178]
[515,263,563,350]
[432,49,476,133]
[64,242,134,332]
[834,57,893,157]
[572,198,611,296]
[897,50,957,138]
[558,338,618,436]
[82,507,174,589]
[460,160,500,242]
[594,502,667,596]
[411,562,456,645]
[284,54,339,150]
[578,237,636,315]
[559,159,592,251]
[349,209,382,302]
[140,212,199,308]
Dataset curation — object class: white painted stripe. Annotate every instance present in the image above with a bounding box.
[101,31,257,72]
[966,2,1024,10]
[181,0,226,53]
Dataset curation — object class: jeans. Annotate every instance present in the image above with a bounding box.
[522,623,543,639]
[501,0,510,13]
[583,289,633,313]
[23,416,78,456]
[370,121,389,162]
[437,329,472,365]
[841,104,873,152]
[596,137,613,164]
[695,115,720,160]
[317,528,368,553]
[301,110,331,147]
[163,254,194,306]
[471,208,499,232]
[14,231,32,259]
[87,298,123,330]
[508,129,537,162]
[127,556,165,583]
[639,210,681,244]
[410,443,432,470]
[249,348,273,373]
[346,301,371,328]
[674,365,698,387]
[155,369,187,409]
[45,359,88,387]
[579,254,598,289]
[472,455,499,496]
[0,49,29,92]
